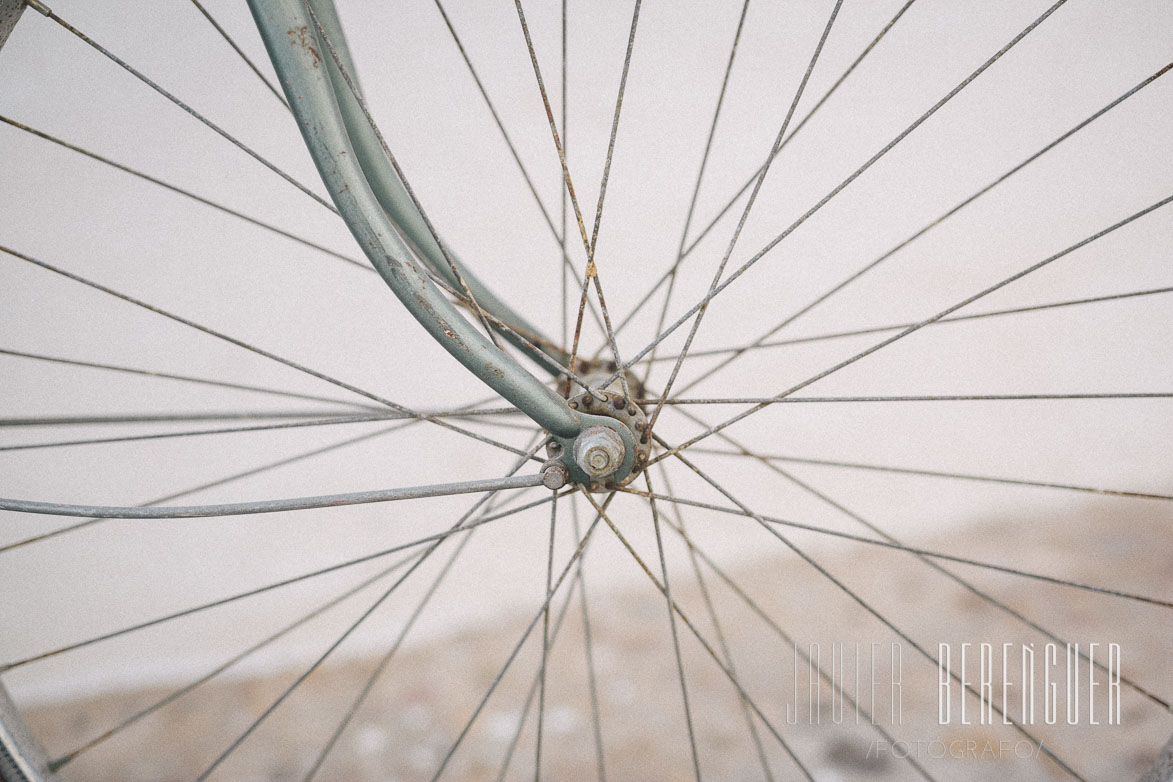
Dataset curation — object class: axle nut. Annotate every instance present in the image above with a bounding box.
[573,425,626,479]
[541,462,570,490]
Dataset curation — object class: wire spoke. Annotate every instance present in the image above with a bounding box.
[428,490,611,782]
[644,471,702,781]
[657,446,1087,780]
[0,414,410,452]
[0,347,378,409]
[512,0,635,398]
[577,491,816,781]
[620,467,1172,609]
[570,496,608,781]
[41,9,337,213]
[0,116,366,271]
[193,441,544,782]
[772,457,1171,711]
[672,61,1173,395]
[0,420,409,554]
[0,394,512,554]
[605,0,1069,390]
[645,0,843,440]
[431,1,556,254]
[612,0,918,337]
[0,473,545,520]
[689,447,1173,502]
[186,0,290,110]
[534,492,558,781]
[655,489,937,780]
[650,192,1173,465]
[650,392,1173,406]
[49,547,420,769]
[633,0,750,383]
[493,556,583,781]
[1,245,535,460]
[560,0,570,351]
[0,488,566,672]
[300,442,544,781]
[655,465,775,782]
[569,0,642,400]
[649,285,1173,362]
[494,495,606,782]
[662,397,1172,711]
[0,410,368,427]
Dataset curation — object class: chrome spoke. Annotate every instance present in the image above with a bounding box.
[772,457,1172,711]
[666,400,1172,711]
[0,420,416,554]
[569,0,642,401]
[0,414,411,452]
[494,495,606,782]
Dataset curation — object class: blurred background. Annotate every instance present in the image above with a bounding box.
[1,0,1171,779]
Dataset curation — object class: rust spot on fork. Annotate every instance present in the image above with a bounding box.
[287,26,322,68]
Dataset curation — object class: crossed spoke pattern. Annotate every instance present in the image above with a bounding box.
[1,2,1171,781]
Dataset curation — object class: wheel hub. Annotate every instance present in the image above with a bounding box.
[544,372,650,491]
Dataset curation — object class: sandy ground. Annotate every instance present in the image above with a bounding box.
[18,499,1173,782]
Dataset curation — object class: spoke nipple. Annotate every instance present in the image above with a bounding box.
[541,462,569,490]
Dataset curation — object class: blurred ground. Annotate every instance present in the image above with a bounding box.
[23,500,1173,782]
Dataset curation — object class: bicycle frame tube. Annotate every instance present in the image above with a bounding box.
[248,0,582,440]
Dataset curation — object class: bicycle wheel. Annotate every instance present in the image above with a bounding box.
[1,0,1171,780]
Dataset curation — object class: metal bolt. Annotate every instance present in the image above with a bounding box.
[574,425,626,479]
[541,462,569,490]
